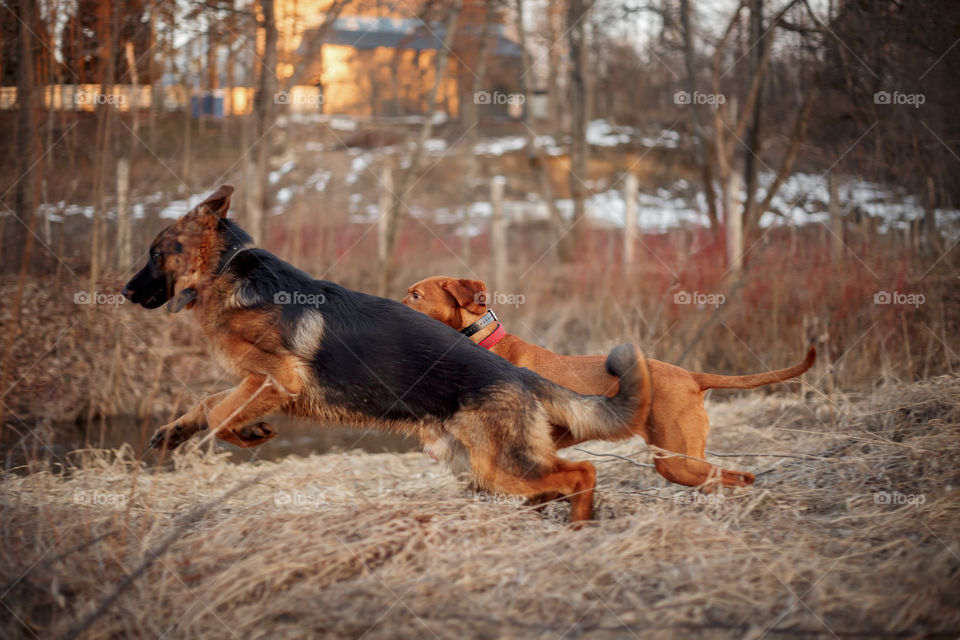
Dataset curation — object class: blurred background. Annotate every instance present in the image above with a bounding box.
[0,0,957,456]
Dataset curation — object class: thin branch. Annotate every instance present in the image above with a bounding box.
[573,447,656,468]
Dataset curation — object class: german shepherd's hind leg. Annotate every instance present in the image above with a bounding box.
[150,389,231,451]
[482,457,598,524]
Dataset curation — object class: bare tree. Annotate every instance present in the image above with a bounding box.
[0,0,41,433]
[515,0,568,261]
[376,0,464,297]
[250,0,278,244]
[679,0,720,245]
[565,0,592,259]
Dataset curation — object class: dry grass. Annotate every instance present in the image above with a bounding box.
[2,377,959,639]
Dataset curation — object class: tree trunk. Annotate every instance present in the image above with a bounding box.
[90,0,116,310]
[741,0,765,233]
[377,0,463,297]
[680,0,721,247]
[148,3,158,148]
[459,4,496,265]
[515,0,567,262]
[1,0,41,434]
[566,0,591,260]
[253,0,278,244]
[546,3,563,129]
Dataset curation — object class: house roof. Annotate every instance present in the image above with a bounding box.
[301,15,522,57]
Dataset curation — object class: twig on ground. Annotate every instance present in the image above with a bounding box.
[60,474,265,640]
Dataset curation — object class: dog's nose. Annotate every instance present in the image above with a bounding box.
[121,284,134,301]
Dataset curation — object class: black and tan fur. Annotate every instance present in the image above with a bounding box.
[122,185,652,522]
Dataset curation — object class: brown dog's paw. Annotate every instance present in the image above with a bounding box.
[719,469,756,487]
[149,421,200,451]
[236,421,277,446]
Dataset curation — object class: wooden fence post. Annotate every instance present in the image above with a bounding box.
[828,174,844,263]
[623,172,638,270]
[491,175,507,293]
[726,171,743,274]
[116,157,131,270]
[377,166,394,295]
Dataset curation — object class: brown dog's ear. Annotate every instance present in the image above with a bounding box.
[442,278,487,315]
[201,185,234,219]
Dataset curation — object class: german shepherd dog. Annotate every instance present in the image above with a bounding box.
[122,186,652,522]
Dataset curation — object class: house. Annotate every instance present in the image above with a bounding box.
[280,6,523,118]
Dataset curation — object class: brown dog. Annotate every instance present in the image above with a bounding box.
[402,276,816,489]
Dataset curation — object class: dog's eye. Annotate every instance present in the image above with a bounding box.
[412,291,422,300]
[150,250,162,262]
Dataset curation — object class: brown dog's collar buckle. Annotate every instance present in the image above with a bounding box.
[460,309,498,338]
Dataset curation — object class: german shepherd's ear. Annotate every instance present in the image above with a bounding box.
[442,278,487,315]
[201,185,234,219]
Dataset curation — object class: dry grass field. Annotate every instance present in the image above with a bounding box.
[2,375,958,639]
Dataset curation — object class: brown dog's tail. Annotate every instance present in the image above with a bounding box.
[533,343,652,443]
[691,345,816,391]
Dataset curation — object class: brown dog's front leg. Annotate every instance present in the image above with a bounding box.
[205,372,301,448]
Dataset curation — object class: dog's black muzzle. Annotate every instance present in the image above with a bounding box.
[122,264,172,309]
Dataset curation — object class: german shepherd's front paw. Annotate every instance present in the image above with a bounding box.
[149,421,202,451]
[235,421,277,447]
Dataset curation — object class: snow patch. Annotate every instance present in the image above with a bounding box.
[345,153,372,186]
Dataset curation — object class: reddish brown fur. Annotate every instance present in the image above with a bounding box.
[403,276,817,489]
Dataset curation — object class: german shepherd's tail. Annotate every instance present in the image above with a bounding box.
[691,345,816,391]
[533,343,652,443]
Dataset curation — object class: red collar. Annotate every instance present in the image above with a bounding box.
[477,323,506,349]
